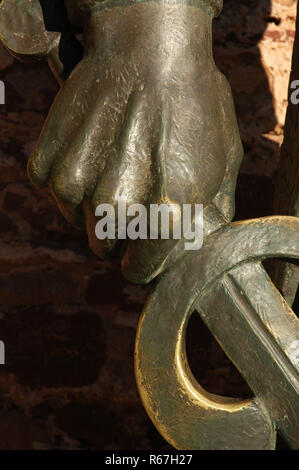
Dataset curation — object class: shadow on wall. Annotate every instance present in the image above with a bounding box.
[213,0,278,220]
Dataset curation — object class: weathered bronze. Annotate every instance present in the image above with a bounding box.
[136,217,299,449]
[0,0,298,450]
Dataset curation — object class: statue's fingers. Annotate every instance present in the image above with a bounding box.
[86,89,159,255]
[91,88,159,210]
[29,63,133,227]
[49,86,132,209]
[152,89,226,209]
[27,58,95,190]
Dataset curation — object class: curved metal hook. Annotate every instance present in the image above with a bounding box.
[135,216,299,449]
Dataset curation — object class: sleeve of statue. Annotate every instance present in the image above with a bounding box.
[0,0,63,80]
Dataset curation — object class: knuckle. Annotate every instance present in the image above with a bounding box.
[27,152,49,187]
[51,173,84,209]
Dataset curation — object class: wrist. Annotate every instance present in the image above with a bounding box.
[84,2,216,64]
[66,0,222,17]
[93,0,221,15]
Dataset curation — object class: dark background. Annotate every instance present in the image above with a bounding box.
[0,0,297,450]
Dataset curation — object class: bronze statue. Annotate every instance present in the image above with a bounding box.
[0,0,298,450]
